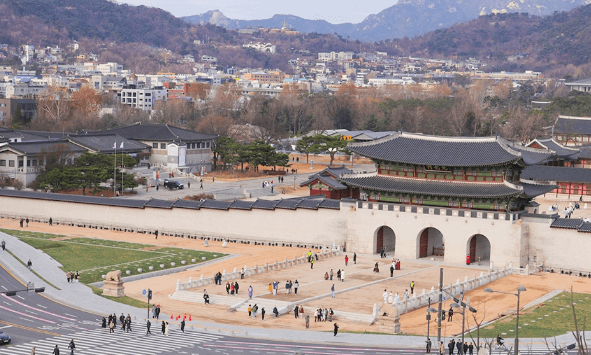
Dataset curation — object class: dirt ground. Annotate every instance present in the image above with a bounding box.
[2,218,590,335]
[400,272,591,337]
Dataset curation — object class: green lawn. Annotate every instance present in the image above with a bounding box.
[471,292,591,338]
[1,229,225,284]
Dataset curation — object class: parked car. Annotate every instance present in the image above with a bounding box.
[163,179,184,190]
[0,331,11,344]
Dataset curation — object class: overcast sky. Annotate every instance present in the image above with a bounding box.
[117,0,398,23]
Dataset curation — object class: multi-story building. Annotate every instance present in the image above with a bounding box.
[120,85,167,111]
[243,70,285,84]
[0,98,37,123]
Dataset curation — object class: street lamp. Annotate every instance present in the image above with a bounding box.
[484,286,526,355]
[426,298,438,353]
[445,290,476,352]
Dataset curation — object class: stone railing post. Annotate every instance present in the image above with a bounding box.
[188,277,193,288]
[176,279,181,291]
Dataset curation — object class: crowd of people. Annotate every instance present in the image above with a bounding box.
[66,270,80,283]
[225,281,240,295]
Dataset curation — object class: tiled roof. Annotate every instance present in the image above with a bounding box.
[506,142,554,165]
[275,199,301,210]
[145,199,175,209]
[0,190,341,211]
[578,222,591,233]
[0,189,147,208]
[555,116,591,135]
[1,140,87,155]
[300,174,347,190]
[87,123,217,142]
[522,166,591,183]
[172,199,204,209]
[534,138,580,158]
[579,146,591,159]
[551,218,584,230]
[339,174,522,198]
[68,134,150,153]
[17,130,71,140]
[520,182,558,198]
[565,77,591,86]
[348,132,520,167]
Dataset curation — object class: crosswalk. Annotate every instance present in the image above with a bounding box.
[1,327,223,355]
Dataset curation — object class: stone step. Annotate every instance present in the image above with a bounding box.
[169,291,245,307]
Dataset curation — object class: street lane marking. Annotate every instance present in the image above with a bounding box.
[0,325,13,329]
[1,294,75,321]
[37,304,47,308]
[16,295,24,300]
[19,317,34,322]
[64,313,77,318]
[1,285,6,290]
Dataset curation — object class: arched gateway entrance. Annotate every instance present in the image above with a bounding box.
[417,227,444,258]
[467,234,491,264]
[375,226,395,254]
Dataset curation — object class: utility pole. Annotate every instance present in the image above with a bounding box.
[437,267,443,343]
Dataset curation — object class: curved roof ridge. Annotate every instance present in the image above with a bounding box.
[164,123,180,140]
[495,137,522,158]
[511,139,555,155]
[543,138,580,152]
[348,131,401,148]
[525,138,550,150]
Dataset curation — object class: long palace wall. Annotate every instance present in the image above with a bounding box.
[0,191,588,270]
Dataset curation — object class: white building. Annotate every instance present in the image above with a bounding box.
[120,86,168,111]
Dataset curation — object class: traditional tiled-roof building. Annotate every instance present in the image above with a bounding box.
[340,132,556,212]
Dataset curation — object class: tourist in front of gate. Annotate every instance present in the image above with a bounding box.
[373,262,379,273]
[410,281,415,294]
[331,284,335,298]
[333,322,339,336]
[344,255,349,266]
[337,269,341,281]
[293,280,299,294]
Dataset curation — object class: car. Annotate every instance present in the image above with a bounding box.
[163,179,184,190]
[0,331,11,344]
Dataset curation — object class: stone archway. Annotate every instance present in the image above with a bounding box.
[417,227,444,258]
[375,226,396,255]
[467,234,491,264]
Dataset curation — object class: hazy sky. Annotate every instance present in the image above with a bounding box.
[118,0,398,23]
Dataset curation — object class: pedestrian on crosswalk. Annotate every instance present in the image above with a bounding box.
[180,319,185,333]
[109,320,114,333]
[126,314,132,332]
[52,344,60,355]
[30,346,35,355]
[1,239,5,251]
[161,321,166,335]
[146,320,151,335]
[68,339,75,355]
[102,317,106,329]
[261,307,265,321]
[165,322,170,336]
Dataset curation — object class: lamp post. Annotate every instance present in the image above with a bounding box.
[426,298,438,353]
[484,286,526,355]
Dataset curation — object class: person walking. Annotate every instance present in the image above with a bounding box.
[154,230,158,239]
[27,259,32,270]
[52,345,60,355]
[390,264,394,277]
[248,285,253,299]
[448,340,455,355]
[200,179,203,189]
[353,252,357,264]
[439,342,445,355]
[337,269,341,281]
[1,239,5,251]
[344,255,349,266]
[146,320,151,335]
[68,339,75,355]
[333,323,339,336]
[101,317,106,329]
[329,269,333,280]
[456,339,463,355]
[341,270,345,282]
[448,307,454,322]
[310,258,314,269]
[109,319,114,333]
[294,280,299,295]
[180,319,185,333]
[30,346,36,355]
[19,218,23,228]
[410,281,415,294]
[165,322,170,336]
[331,284,335,298]
[26,218,29,227]
[161,321,166,335]
[294,304,299,318]
[305,314,310,328]
[126,315,132,332]
[426,338,432,353]
[49,217,52,226]
[261,307,265,321]
[248,304,252,317]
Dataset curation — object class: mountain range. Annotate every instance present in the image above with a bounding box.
[183,0,591,41]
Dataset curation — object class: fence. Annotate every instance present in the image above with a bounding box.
[176,249,340,291]
[390,267,514,316]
